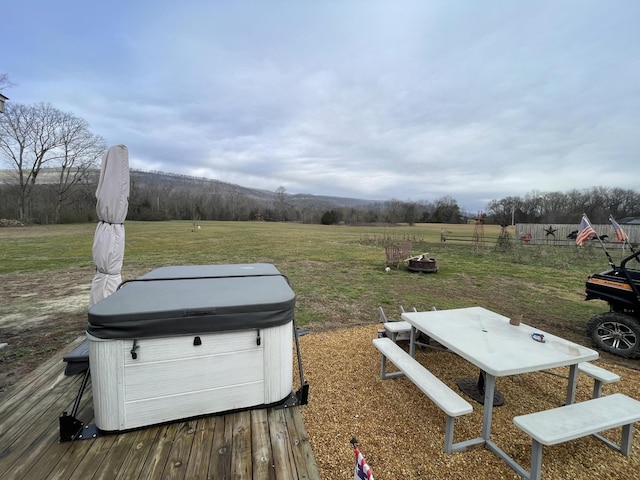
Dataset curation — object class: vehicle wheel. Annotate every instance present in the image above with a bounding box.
[586,312,640,359]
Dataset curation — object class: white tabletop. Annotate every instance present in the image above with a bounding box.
[402,307,598,376]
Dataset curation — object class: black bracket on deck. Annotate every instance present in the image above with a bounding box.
[277,382,310,409]
[59,414,100,442]
[59,367,102,442]
[297,382,309,405]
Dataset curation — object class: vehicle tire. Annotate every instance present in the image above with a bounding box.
[586,312,640,359]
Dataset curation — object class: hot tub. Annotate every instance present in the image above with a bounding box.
[87,263,295,431]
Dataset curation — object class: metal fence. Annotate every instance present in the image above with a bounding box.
[515,223,640,246]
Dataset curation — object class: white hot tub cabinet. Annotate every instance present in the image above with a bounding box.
[87,264,294,432]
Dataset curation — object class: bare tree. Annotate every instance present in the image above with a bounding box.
[0,103,64,219]
[274,186,290,221]
[0,73,12,114]
[0,103,44,219]
[0,73,13,111]
[384,198,405,224]
[0,73,12,92]
[0,102,104,221]
[53,112,106,222]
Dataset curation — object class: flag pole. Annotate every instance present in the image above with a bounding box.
[351,437,374,480]
[583,214,615,267]
[610,214,636,255]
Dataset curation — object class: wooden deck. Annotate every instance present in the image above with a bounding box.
[0,338,319,480]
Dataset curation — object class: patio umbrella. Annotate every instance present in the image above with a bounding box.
[89,145,130,307]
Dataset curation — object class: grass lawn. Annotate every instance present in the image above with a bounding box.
[0,220,634,392]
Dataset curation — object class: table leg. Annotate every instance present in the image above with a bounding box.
[409,326,416,358]
[482,373,496,440]
[457,370,504,406]
[566,364,579,405]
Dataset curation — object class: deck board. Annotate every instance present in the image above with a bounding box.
[0,338,319,480]
[251,409,276,480]
[184,416,216,480]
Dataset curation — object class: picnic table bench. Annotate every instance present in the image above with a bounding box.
[577,361,620,398]
[514,393,640,480]
[372,337,473,453]
[379,306,443,350]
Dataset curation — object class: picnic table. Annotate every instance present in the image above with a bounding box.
[401,307,600,477]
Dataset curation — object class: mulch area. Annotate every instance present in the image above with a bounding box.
[298,324,640,479]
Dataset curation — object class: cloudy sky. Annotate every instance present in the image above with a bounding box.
[2,1,639,212]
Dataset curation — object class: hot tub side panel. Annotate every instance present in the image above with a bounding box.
[90,330,263,431]
[263,322,294,404]
[89,323,293,431]
[89,335,125,431]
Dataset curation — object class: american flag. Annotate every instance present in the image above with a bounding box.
[610,216,629,243]
[576,215,596,246]
[354,447,374,480]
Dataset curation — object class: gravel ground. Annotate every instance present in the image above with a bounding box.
[298,324,640,480]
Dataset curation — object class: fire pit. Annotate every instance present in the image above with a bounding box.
[407,254,439,273]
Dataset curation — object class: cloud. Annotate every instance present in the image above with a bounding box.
[2,1,639,212]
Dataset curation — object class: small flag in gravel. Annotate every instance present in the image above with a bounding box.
[352,438,374,480]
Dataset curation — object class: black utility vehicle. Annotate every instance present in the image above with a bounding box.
[585,248,640,358]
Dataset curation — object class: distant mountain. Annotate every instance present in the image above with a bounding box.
[288,192,376,208]
[0,167,377,209]
[129,169,274,199]
[128,170,377,208]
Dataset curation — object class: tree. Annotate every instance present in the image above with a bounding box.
[274,186,290,221]
[320,209,339,225]
[0,73,12,107]
[384,199,405,224]
[52,112,106,222]
[0,103,56,220]
[0,102,104,221]
[487,196,520,225]
[432,196,462,223]
[0,73,12,91]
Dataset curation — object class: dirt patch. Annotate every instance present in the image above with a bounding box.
[0,268,92,393]
[0,313,87,393]
[0,292,89,329]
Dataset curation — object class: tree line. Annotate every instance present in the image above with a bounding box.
[0,161,466,225]
[1,93,637,226]
[0,100,467,225]
[485,188,640,225]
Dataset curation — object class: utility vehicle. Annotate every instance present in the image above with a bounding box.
[585,248,640,358]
